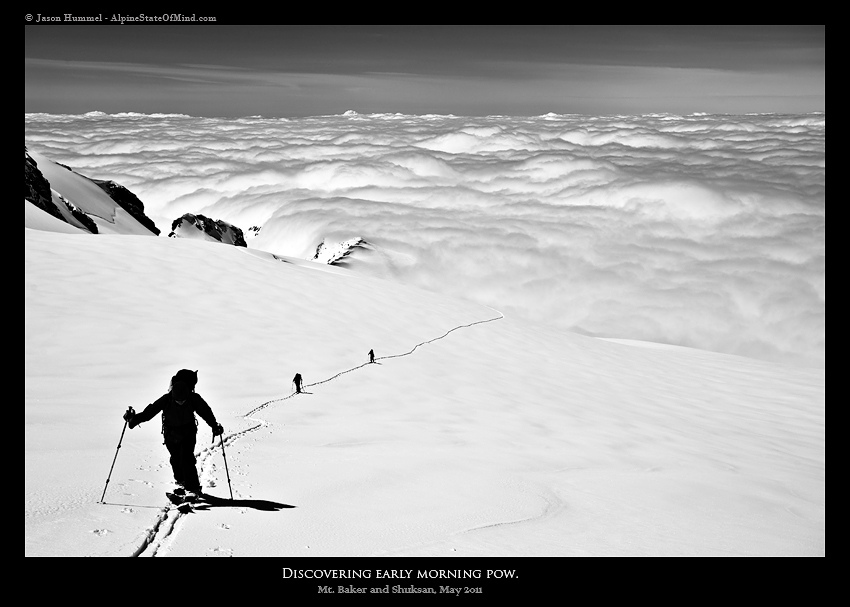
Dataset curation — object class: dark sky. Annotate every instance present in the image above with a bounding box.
[25,24,824,117]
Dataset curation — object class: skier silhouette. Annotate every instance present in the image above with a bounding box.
[122,369,223,501]
[368,349,375,364]
[293,372,303,394]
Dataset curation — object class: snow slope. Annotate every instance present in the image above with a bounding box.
[25,205,824,558]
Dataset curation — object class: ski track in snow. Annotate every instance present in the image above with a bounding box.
[130,309,504,557]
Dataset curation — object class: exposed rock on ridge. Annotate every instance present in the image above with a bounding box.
[169,213,247,247]
[25,150,63,222]
[313,237,369,266]
[25,146,159,235]
[89,179,160,235]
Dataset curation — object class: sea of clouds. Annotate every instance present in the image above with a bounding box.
[24,111,825,368]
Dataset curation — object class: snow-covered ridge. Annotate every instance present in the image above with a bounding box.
[25,147,254,246]
[26,146,371,264]
[25,146,159,236]
[86,177,160,236]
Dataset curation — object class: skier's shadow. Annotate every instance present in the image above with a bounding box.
[196,493,295,512]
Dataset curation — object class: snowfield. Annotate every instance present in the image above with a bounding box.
[25,225,824,558]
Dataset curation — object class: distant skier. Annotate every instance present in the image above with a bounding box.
[122,369,223,502]
[368,349,375,364]
[293,372,303,394]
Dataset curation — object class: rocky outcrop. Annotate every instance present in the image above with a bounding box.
[90,179,160,235]
[313,237,369,265]
[26,150,99,233]
[58,192,99,234]
[25,150,65,223]
[169,213,247,247]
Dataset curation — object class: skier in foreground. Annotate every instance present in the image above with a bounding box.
[123,369,223,503]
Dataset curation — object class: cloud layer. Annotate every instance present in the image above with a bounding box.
[25,111,825,367]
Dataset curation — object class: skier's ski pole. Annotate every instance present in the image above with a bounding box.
[100,412,131,503]
[219,433,234,500]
